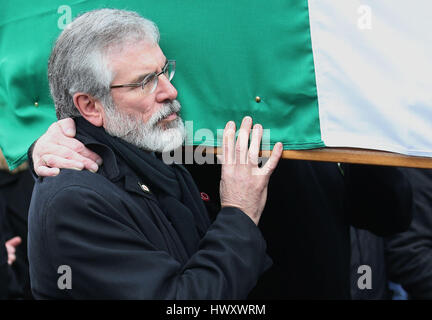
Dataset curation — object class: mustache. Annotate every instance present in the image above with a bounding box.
[105,99,182,139]
[149,100,182,126]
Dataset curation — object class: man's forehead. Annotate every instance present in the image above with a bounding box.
[108,42,166,81]
[108,42,165,68]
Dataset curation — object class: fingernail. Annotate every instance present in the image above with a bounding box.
[96,158,103,165]
[227,121,234,129]
[70,167,83,171]
[243,116,252,123]
[90,163,99,173]
[65,128,75,136]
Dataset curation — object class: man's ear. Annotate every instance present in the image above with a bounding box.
[73,93,104,127]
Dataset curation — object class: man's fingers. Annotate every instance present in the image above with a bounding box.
[222,121,236,165]
[248,124,263,166]
[40,154,87,172]
[37,142,100,172]
[261,142,283,177]
[235,116,252,164]
[5,244,15,254]
[60,137,103,165]
[40,144,99,172]
[57,118,76,137]
[35,166,61,177]
[6,236,21,248]
[5,237,21,265]
[79,147,103,166]
[7,253,16,265]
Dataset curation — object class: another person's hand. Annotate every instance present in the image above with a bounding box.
[33,118,103,176]
[219,116,282,225]
[5,236,21,265]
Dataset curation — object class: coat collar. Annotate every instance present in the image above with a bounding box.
[76,133,120,181]
[75,130,156,200]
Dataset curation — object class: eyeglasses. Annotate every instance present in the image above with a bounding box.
[110,60,176,95]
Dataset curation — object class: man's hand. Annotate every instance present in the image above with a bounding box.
[5,236,21,265]
[219,116,283,225]
[33,118,103,176]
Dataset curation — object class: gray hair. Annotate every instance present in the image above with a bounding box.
[48,9,160,119]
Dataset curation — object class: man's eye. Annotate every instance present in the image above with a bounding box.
[140,75,152,86]
[141,74,157,93]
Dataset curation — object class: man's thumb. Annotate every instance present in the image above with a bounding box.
[58,118,76,137]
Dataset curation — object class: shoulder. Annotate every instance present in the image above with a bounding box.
[29,169,126,228]
[29,168,148,253]
[33,168,115,204]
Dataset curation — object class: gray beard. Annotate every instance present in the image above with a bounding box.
[103,99,185,152]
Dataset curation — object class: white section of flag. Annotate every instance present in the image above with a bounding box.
[308,0,432,157]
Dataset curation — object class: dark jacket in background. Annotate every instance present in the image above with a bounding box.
[386,168,432,299]
[0,188,8,299]
[28,120,270,299]
[350,227,391,300]
[187,160,413,299]
[0,169,34,299]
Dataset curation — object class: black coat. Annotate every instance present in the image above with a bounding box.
[28,128,270,299]
[385,168,432,299]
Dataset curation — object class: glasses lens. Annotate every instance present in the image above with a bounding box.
[141,60,176,95]
[166,61,175,81]
[142,73,157,95]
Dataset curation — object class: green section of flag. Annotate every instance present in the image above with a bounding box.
[0,0,323,169]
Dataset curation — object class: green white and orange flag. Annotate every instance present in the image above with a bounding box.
[1,0,431,169]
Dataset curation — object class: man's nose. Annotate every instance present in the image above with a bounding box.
[155,75,178,102]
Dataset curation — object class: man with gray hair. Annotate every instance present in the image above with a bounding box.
[28,9,282,299]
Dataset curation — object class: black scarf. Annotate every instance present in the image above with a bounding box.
[75,117,211,257]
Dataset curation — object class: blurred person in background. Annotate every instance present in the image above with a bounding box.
[0,149,33,299]
[385,168,432,299]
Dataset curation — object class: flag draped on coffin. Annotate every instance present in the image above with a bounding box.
[0,0,431,170]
